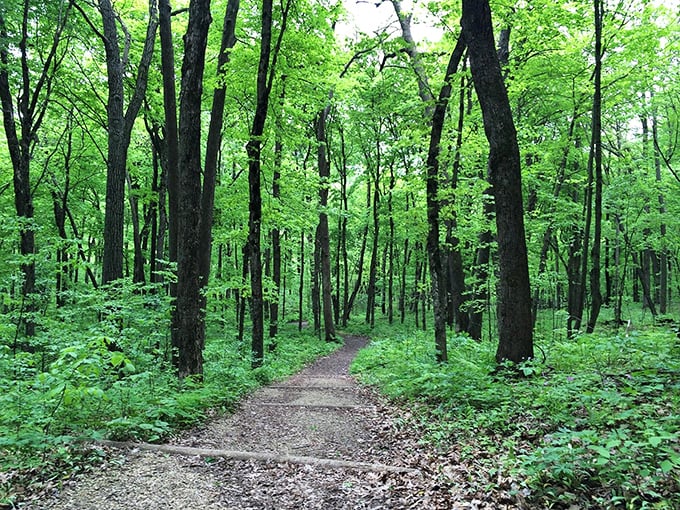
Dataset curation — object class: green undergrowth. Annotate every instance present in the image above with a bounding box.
[0,282,339,506]
[351,325,680,509]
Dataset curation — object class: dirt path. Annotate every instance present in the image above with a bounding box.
[23,336,495,509]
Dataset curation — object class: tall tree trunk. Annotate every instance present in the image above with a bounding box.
[246,0,289,366]
[315,106,337,341]
[423,36,466,362]
[269,137,282,341]
[126,173,146,283]
[586,0,604,333]
[99,0,158,285]
[651,113,668,314]
[365,164,380,328]
[246,0,271,365]
[199,0,239,288]
[400,237,410,324]
[269,77,285,341]
[467,192,492,341]
[344,183,370,323]
[532,114,576,326]
[462,0,533,363]
[339,129,350,326]
[158,0,179,290]
[298,232,305,330]
[173,0,211,378]
[387,162,395,324]
[445,70,469,333]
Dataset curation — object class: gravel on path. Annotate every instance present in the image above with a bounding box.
[21,335,519,509]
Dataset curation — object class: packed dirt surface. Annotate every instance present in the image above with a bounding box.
[22,336,520,509]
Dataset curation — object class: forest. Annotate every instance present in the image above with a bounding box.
[0,0,679,507]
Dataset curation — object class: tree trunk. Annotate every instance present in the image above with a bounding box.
[269,136,282,341]
[365,164,380,328]
[423,36,466,362]
[344,183,370,323]
[199,0,239,288]
[246,0,289,366]
[338,128,350,326]
[173,0,211,378]
[467,193,492,341]
[315,107,337,341]
[586,0,603,334]
[445,70,469,333]
[387,163,395,324]
[298,232,305,330]
[99,0,157,285]
[532,114,576,326]
[652,114,668,314]
[462,0,533,363]
[126,173,146,284]
[158,0,179,290]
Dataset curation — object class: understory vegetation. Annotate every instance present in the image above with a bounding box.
[351,316,680,509]
[0,282,339,506]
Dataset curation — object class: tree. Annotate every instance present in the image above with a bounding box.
[314,103,337,342]
[461,0,534,363]
[585,0,603,333]
[423,36,466,362]
[173,0,212,378]
[96,0,158,285]
[0,0,74,337]
[246,0,289,367]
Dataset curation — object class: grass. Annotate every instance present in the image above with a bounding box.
[349,318,680,509]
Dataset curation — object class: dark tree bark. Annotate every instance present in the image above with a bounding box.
[387,162,395,324]
[51,121,74,306]
[391,0,469,353]
[338,128,350,326]
[99,0,158,285]
[586,0,604,333]
[298,232,305,331]
[0,1,74,336]
[269,76,285,341]
[269,134,282,341]
[652,114,668,314]
[199,0,239,287]
[365,160,380,328]
[467,199,492,341]
[173,0,212,378]
[423,36,466,362]
[246,0,289,366]
[343,182,370,324]
[461,0,533,363]
[126,172,146,284]
[158,0,179,288]
[315,106,337,341]
[144,122,169,284]
[444,69,469,333]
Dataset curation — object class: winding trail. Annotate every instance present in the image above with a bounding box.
[25,335,487,509]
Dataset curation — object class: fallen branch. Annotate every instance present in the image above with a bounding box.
[93,440,421,475]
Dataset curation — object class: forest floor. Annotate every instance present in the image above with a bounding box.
[20,335,520,509]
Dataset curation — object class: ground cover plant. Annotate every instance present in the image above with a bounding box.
[0,281,339,506]
[350,319,680,508]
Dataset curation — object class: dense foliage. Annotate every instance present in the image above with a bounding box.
[0,283,338,505]
[352,319,680,508]
[1,0,679,505]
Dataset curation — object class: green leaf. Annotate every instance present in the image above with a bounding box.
[589,445,611,459]
[660,460,674,474]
